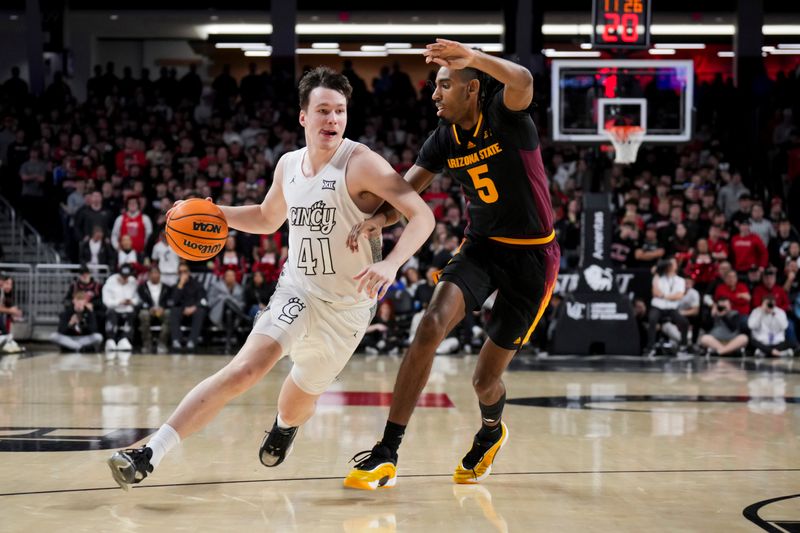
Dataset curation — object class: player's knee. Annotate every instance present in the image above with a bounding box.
[472,374,499,398]
[415,311,448,346]
[280,400,315,426]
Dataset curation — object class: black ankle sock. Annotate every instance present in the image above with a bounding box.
[380,420,406,454]
[478,392,506,438]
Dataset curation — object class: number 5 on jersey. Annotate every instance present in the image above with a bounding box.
[297,237,335,275]
[467,164,499,204]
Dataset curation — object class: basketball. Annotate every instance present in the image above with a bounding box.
[165,198,229,261]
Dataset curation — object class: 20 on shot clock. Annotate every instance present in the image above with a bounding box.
[592,0,652,48]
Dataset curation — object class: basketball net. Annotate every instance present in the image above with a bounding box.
[604,125,644,165]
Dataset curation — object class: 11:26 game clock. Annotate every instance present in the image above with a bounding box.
[592,0,652,48]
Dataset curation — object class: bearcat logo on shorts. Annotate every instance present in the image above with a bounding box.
[289,200,336,234]
[192,221,222,233]
[278,297,306,324]
[583,264,614,291]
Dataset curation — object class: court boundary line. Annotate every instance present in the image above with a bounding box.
[3,467,799,498]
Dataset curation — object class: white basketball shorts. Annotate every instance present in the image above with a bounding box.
[250,282,373,395]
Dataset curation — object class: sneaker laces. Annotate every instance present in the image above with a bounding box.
[349,443,395,469]
[263,425,297,455]
[121,447,154,480]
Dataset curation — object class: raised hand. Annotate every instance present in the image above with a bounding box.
[423,38,477,70]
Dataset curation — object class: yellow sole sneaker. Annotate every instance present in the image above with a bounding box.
[343,462,397,490]
[453,422,508,484]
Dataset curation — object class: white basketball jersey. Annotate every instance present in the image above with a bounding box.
[280,138,378,307]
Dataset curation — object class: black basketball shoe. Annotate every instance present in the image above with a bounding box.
[107,446,154,491]
[343,442,398,490]
[259,418,299,467]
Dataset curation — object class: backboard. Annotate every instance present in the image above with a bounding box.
[551,59,694,143]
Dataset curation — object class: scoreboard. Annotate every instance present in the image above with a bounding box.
[592,0,652,48]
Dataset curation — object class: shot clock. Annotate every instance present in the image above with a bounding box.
[592,0,652,48]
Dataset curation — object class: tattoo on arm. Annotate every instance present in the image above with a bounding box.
[369,236,383,263]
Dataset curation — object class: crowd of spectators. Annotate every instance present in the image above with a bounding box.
[0,57,799,357]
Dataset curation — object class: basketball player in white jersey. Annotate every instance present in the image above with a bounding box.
[107,67,435,490]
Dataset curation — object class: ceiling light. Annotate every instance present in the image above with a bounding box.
[777,43,800,49]
[361,45,387,52]
[385,42,412,49]
[649,48,676,55]
[296,48,340,55]
[110,14,118,21]
[650,24,735,35]
[654,43,705,49]
[764,25,800,35]
[202,23,502,37]
[542,49,602,58]
[580,43,593,50]
[214,43,266,48]
[769,49,800,55]
[387,48,426,55]
[542,24,594,35]
[717,51,735,57]
[298,23,503,35]
[311,42,339,49]
[244,51,271,57]
[339,51,390,57]
[204,24,273,35]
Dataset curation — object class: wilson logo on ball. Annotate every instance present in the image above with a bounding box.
[182,240,222,254]
[192,221,223,233]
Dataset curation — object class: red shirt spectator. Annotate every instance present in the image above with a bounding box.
[752,268,790,310]
[707,226,729,262]
[730,222,768,272]
[714,270,752,315]
[115,137,146,177]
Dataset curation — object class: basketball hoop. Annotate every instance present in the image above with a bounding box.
[604,125,645,165]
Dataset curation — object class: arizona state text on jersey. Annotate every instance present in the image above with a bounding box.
[416,89,554,246]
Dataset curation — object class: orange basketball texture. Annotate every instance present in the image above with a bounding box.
[166,199,229,260]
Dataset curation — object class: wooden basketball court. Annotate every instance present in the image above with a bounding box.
[1,351,798,531]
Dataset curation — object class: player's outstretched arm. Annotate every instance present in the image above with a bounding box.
[345,164,437,252]
[423,38,533,111]
[349,151,435,299]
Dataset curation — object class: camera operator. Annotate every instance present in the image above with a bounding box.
[697,296,749,356]
[747,294,795,357]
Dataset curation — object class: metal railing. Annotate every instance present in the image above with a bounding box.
[0,263,109,339]
[0,195,61,264]
[0,196,17,251]
[33,263,110,327]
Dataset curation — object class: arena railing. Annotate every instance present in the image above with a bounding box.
[0,263,110,341]
[0,195,61,264]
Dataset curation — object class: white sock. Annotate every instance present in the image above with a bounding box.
[146,424,181,469]
[276,413,293,429]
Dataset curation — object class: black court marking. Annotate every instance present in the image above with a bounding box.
[507,354,800,375]
[743,493,800,532]
[2,467,799,498]
[163,225,228,241]
[508,395,800,413]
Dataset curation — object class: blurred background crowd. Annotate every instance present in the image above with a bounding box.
[1,58,799,357]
